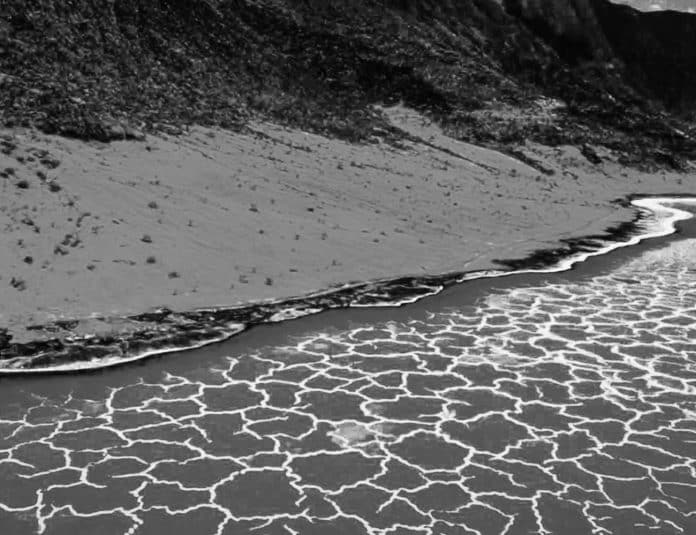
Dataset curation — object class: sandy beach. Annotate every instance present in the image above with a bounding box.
[0,107,693,343]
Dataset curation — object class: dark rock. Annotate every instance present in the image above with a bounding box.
[581,144,602,164]
[124,126,146,141]
[103,123,126,140]
[158,124,183,136]
[39,157,60,169]
[0,329,12,350]
[9,277,26,291]
[0,72,14,86]
[654,149,687,171]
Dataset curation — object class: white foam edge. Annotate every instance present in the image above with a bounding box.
[454,196,696,282]
[360,197,696,301]
[0,323,246,374]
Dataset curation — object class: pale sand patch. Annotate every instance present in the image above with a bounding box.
[0,107,692,341]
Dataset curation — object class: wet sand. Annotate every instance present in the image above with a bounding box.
[2,209,695,534]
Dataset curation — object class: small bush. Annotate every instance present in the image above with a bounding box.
[10,277,26,291]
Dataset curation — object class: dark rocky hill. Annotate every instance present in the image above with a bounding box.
[1,0,695,165]
[513,0,696,111]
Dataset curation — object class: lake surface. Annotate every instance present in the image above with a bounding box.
[1,201,696,534]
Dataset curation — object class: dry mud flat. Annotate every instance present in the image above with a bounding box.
[0,107,694,349]
[1,207,696,534]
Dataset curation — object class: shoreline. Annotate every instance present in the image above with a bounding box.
[2,194,694,375]
[2,108,695,371]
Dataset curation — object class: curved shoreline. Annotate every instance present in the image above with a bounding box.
[1,194,694,375]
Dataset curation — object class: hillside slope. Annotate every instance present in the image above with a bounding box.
[1,0,695,164]
[512,0,696,111]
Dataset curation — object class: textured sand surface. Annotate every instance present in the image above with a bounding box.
[0,107,693,340]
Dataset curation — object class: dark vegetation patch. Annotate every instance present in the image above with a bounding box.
[0,0,694,164]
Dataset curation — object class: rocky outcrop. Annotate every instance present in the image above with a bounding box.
[505,0,614,62]
[592,0,696,111]
[509,0,696,110]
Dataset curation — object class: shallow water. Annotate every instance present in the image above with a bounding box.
[1,209,696,534]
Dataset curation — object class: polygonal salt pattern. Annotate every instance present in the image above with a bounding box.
[2,239,696,534]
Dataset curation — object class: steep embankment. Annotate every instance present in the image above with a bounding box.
[1,0,695,161]
[510,0,696,112]
[593,0,696,111]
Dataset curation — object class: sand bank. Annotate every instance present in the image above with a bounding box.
[0,107,693,344]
